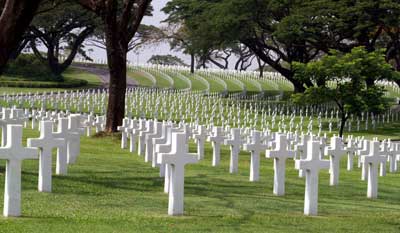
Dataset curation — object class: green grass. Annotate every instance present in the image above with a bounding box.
[385,85,400,98]
[185,74,208,91]
[146,70,172,89]
[224,79,243,93]
[199,75,225,93]
[1,125,400,232]
[276,81,294,92]
[165,72,190,90]
[0,68,102,94]
[260,80,279,91]
[63,68,102,88]
[241,79,261,92]
[128,71,154,87]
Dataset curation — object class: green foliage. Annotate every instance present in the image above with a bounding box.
[164,0,400,91]
[147,55,188,66]
[0,79,88,88]
[292,47,397,135]
[28,1,98,75]
[4,54,62,81]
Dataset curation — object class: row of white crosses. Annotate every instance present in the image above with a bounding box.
[4,88,399,136]
[118,118,200,215]
[0,107,86,217]
[120,116,400,217]
[121,119,303,215]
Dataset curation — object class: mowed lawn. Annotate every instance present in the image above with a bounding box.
[0,68,102,95]
[0,126,399,232]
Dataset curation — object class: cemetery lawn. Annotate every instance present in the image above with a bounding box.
[0,126,399,233]
[0,68,102,94]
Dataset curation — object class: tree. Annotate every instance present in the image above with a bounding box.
[232,44,255,71]
[0,0,43,75]
[148,55,188,66]
[29,1,97,77]
[88,24,164,53]
[163,0,325,92]
[161,23,198,73]
[76,0,151,132]
[298,0,400,87]
[292,47,399,137]
[162,22,255,72]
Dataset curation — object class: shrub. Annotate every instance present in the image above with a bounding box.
[4,54,62,81]
[0,79,88,88]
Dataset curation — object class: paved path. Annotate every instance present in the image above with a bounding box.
[73,64,138,88]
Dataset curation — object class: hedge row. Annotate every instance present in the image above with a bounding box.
[0,79,88,88]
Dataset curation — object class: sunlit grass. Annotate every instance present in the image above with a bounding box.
[0,125,399,232]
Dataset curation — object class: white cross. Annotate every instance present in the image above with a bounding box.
[138,120,154,156]
[395,143,400,172]
[295,140,330,216]
[294,134,310,178]
[358,140,370,181]
[156,127,176,193]
[31,109,37,130]
[84,113,95,137]
[145,121,162,163]
[66,114,84,164]
[345,137,357,171]
[0,125,38,217]
[207,127,226,167]
[243,131,268,182]
[388,142,400,173]
[127,119,138,153]
[193,125,207,160]
[224,128,242,174]
[379,141,388,177]
[0,109,23,147]
[158,132,198,216]
[325,136,348,186]
[152,123,170,169]
[53,118,69,175]
[117,118,130,149]
[27,121,65,192]
[266,134,295,196]
[93,115,105,133]
[361,140,387,199]
[0,108,11,147]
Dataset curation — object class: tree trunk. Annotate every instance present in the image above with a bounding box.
[235,57,242,70]
[256,57,264,78]
[105,30,127,132]
[0,0,42,75]
[9,38,29,60]
[365,78,375,88]
[286,73,305,93]
[245,42,306,92]
[76,0,150,133]
[339,112,347,138]
[48,44,63,76]
[190,53,195,73]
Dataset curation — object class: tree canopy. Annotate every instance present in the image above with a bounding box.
[0,0,43,74]
[28,1,98,77]
[148,54,188,66]
[292,47,399,136]
[163,0,400,91]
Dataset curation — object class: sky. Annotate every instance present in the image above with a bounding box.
[87,0,190,65]
[79,1,254,70]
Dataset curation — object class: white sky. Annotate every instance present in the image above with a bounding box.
[75,1,256,70]
[88,0,190,65]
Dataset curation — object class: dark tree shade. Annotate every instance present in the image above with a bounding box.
[76,0,151,132]
[29,1,97,77]
[0,0,42,75]
[148,54,188,66]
